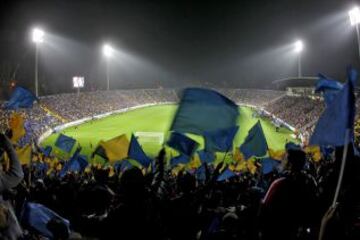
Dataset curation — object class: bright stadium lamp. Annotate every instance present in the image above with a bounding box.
[294,40,303,53]
[32,28,44,43]
[32,27,45,97]
[103,44,114,58]
[349,7,360,60]
[349,7,360,26]
[293,40,304,78]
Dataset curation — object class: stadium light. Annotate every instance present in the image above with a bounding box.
[349,7,360,61]
[32,28,44,43]
[32,27,45,97]
[293,40,304,78]
[294,40,303,53]
[103,44,114,58]
[102,43,114,90]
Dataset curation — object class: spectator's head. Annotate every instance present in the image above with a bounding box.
[46,217,69,240]
[286,149,306,172]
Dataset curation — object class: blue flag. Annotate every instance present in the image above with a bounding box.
[217,168,236,182]
[22,202,70,239]
[260,157,280,175]
[55,134,76,153]
[60,148,88,177]
[114,160,134,173]
[41,146,52,157]
[128,135,152,168]
[4,87,37,109]
[197,150,215,164]
[170,154,190,167]
[310,68,357,146]
[171,88,239,135]
[195,164,206,181]
[240,121,268,159]
[285,142,301,151]
[315,74,343,106]
[204,126,239,152]
[167,132,199,156]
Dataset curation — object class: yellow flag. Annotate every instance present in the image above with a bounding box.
[247,159,258,175]
[98,134,130,163]
[305,145,322,162]
[268,148,285,161]
[9,113,26,143]
[16,145,32,165]
[188,155,201,169]
[233,148,244,163]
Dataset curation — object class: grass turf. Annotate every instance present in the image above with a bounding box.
[41,104,297,163]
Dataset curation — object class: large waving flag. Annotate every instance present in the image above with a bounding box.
[16,145,32,165]
[240,121,268,159]
[4,87,37,109]
[197,150,215,164]
[128,134,151,168]
[217,168,236,182]
[310,68,357,146]
[170,154,190,167]
[171,88,239,135]
[22,202,70,239]
[55,134,76,153]
[260,157,281,175]
[167,132,199,156]
[60,147,88,177]
[9,113,26,143]
[94,134,130,162]
[204,126,239,152]
[315,74,343,106]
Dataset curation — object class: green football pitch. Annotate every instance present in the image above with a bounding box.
[41,104,297,163]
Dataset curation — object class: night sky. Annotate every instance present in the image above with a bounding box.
[0,0,359,94]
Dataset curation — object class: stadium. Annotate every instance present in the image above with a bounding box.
[2,1,360,240]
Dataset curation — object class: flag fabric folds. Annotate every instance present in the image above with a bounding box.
[197,150,215,164]
[171,88,239,135]
[60,147,88,177]
[128,135,152,168]
[260,157,280,175]
[16,145,32,165]
[315,74,343,106]
[9,113,26,143]
[22,202,70,239]
[94,134,130,162]
[310,68,357,146]
[217,168,236,182]
[240,121,268,160]
[55,134,76,153]
[167,132,199,156]
[4,87,37,109]
[204,126,239,152]
[268,148,285,161]
[170,154,190,167]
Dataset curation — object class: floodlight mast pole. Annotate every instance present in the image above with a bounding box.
[298,53,302,78]
[356,24,360,61]
[106,59,110,91]
[35,43,39,97]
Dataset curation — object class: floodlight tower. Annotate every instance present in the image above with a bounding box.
[349,7,360,60]
[32,28,45,97]
[294,40,304,78]
[102,44,114,91]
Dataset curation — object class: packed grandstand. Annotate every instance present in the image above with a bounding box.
[0,88,327,143]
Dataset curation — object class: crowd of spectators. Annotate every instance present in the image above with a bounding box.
[0,132,359,239]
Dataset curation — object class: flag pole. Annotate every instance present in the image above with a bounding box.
[318,128,350,240]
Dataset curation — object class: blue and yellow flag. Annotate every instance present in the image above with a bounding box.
[240,121,268,159]
[55,134,76,153]
[95,134,130,163]
[128,134,152,168]
[204,126,239,152]
[171,88,239,135]
[167,132,198,156]
[4,87,37,109]
[9,113,26,143]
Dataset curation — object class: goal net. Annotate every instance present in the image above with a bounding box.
[134,132,165,145]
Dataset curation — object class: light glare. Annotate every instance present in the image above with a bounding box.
[103,44,114,58]
[294,40,303,53]
[32,28,45,43]
[349,7,360,26]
